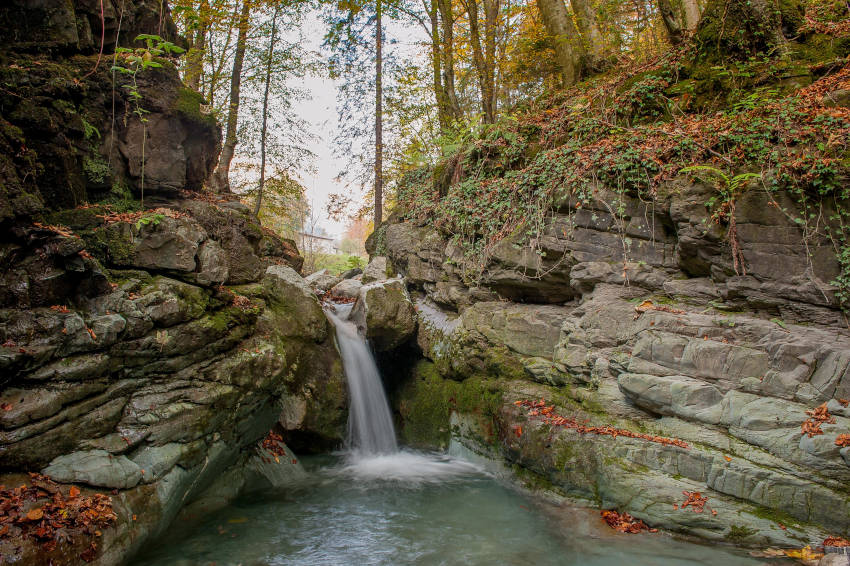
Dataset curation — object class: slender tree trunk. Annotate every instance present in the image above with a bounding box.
[482,0,498,121]
[535,0,584,86]
[210,0,251,193]
[465,0,491,122]
[184,0,209,91]
[254,4,279,218]
[570,0,606,70]
[205,8,237,103]
[437,0,462,120]
[374,0,383,227]
[425,0,451,130]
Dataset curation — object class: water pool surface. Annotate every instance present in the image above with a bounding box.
[133,451,773,566]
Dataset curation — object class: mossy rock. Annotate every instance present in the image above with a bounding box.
[394,360,503,450]
[174,87,217,129]
[695,0,804,61]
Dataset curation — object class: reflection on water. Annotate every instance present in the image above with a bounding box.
[132,452,773,566]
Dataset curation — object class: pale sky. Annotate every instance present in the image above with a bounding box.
[288,11,352,240]
[282,11,428,240]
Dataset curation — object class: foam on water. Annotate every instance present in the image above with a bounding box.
[338,449,484,484]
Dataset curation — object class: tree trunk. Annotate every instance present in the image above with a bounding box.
[658,0,702,44]
[374,0,383,227]
[482,0,498,122]
[696,0,796,59]
[210,0,251,194]
[254,4,279,218]
[437,0,462,120]
[658,0,684,44]
[465,0,491,122]
[570,0,606,70]
[681,0,702,31]
[535,0,584,86]
[184,0,209,91]
[425,0,451,130]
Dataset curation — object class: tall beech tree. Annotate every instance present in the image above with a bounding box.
[210,0,252,193]
[535,0,584,85]
[253,2,280,216]
[463,0,499,123]
[374,0,383,226]
[325,0,405,226]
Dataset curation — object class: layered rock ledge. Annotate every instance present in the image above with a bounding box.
[380,178,850,547]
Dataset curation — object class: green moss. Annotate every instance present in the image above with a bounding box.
[512,464,562,494]
[203,308,239,334]
[44,206,103,230]
[92,225,136,265]
[725,524,758,542]
[174,87,217,129]
[105,269,151,290]
[745,504,803,528]
[394,360,503,450]
[171,280,211,319]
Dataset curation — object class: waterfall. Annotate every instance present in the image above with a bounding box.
[325,303,398,457]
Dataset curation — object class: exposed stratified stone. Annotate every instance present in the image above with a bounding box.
[351,279,416,351]
[330,278,363,299]
[43,450,142,489]
[361,256,394,284]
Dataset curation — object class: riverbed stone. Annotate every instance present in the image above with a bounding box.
[351,279,416,351]
[361,256,394,284]
[305,269,342,293]
[43,450,143,489]
[330,278,363,299]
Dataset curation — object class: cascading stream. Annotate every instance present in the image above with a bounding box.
[325,303,398,457]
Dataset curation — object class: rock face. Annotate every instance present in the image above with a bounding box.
[331,278,363,299]
[0,0,220,223]
[0,3,344,563]
[351,279,417,351]
[305,269,343,294]
[361,256,394,284]
[0,206,347,565]
[384,177,850,546]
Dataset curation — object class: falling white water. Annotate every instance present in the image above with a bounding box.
[325,301,483,483]
[325,303,398,457]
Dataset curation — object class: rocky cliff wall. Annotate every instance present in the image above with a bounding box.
[0,0,219,223]
[378,174,850,547]
[0,200,346,566]
[0,3,346,564]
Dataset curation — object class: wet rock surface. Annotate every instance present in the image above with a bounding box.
[0,0,344,557]
[0,206,347,565]
[351,279,417,351]
[382,177,850,547]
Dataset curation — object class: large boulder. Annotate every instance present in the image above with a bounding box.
[361,256,394,284]
[305,269,343,294]
[351,279,417,351]
[330,278,363,299]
